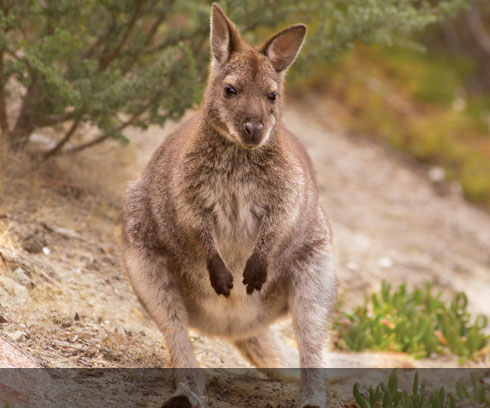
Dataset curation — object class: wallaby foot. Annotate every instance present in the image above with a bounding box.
[162,395,192,408]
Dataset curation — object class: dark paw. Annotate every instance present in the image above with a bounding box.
[161,395,192,408]
[207,254,233,297]
[243,252,267,294]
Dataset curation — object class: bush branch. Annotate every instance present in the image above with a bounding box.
[98,0,146,71]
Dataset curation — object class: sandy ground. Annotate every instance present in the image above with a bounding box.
[0,96,489,406]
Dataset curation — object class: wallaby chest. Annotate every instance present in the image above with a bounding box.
[198,159,267,270]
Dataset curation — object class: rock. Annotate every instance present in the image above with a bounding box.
[428,166,445,183]
[22,234,45,254]
[0,336,39,367]
[11,330,26,342]
[377,257,393,269]
[53,227,80,239]
[13,267,32,288]
[0,336,54,407]
[0,314,8,324]
[0,275,29,301]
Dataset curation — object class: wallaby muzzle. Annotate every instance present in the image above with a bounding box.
[241,119,264,147]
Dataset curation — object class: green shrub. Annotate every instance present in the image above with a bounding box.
[0,0,471,155]
[333,282,489,361]
[353,370,489,408]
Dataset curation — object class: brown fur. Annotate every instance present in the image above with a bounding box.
[121,4,337,407]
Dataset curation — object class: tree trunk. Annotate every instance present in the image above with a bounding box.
[7,78,38,151]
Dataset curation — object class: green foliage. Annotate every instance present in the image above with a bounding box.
[333,282,489,361]
[456,372,488,405]
[0,0,473,154]
[353,370,489,408]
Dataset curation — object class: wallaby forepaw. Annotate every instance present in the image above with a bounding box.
[207,254,234,297]
[243,253,267,294]
[161,395,193,408]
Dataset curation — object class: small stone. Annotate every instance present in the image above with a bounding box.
[378,257,393,269]
[53,227,79,239]
[13,267,31,287]
[11,330,25,342]
[22,234,45,254]
[42,247,51,255]
[61,320,72,328]
[0,315,8,324]
[428,166,445,183]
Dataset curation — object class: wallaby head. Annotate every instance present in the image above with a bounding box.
[203,3,306,149]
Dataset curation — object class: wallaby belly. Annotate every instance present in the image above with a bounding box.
[185,266,289,338]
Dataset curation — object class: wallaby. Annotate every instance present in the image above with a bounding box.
[121,3,337,407]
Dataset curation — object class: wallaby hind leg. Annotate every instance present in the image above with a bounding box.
[289,245,337,408]
[122,246,205,407]
[233,326,301,383]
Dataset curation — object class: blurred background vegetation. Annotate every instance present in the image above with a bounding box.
[0,0,489,208]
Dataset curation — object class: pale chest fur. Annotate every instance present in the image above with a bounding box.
[201,171,266,273]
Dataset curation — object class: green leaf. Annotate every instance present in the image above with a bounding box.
[412,371,419,396]
[353,383,369,408]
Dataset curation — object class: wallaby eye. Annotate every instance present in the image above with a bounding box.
[267,92,277,103]
[224,85,237,98]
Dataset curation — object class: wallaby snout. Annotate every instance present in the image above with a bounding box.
[242,119,264,147]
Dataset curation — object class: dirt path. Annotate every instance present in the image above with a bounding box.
[286,99,490,318]
[0,96,489,406]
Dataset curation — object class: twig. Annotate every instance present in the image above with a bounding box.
[121,5,174,75]
[98,0,146,71]
[65,133,110,154]
[82,12,120,60]
[43,116,82,158]
[65,87,163,154]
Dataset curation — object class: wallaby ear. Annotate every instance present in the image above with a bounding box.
[259,24,307,72]
[210,3,244,66]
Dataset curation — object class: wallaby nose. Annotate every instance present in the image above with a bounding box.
[243,121,264,144]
